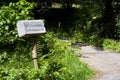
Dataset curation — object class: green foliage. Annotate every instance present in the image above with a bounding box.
[0,32,94,80]
[0,68,42,80]
[70,30,83,43]
[88,35,103,47]
[115,11,120,38]
[60,51,94,80]
[0,0,35,51]
[103,39,120,52]
[71,31,120,52]
[37,32,94,80]
[0,51,8,64]
[0,0,19,6]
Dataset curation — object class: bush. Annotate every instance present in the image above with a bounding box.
[0,32,94,80]
[103,39,120,52]
[0,0,35,51]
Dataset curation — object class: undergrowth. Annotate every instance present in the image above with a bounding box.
[69,30,120,53]
[103,39,120,52]
[0,32,94,80]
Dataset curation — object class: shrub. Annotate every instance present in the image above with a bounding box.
[103,39,120,52]
[0,0,35,51]
[0,32,94,80]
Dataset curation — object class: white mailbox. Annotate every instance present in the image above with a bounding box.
[17,20,46,37]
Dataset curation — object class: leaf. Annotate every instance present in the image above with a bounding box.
[9,3,13,7]
[0,22,3,25]
[0,10,3,14]
[6,19,10,24]
[5,26,9,30]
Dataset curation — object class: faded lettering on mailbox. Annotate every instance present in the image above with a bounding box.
[17,20,46,37]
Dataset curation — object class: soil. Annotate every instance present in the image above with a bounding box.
[74,43,120,80]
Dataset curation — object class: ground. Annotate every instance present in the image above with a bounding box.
[74,43,120,80]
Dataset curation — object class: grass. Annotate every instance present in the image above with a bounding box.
[0,32,94,80]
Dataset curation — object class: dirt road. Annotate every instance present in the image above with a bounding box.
[75,43,120,80]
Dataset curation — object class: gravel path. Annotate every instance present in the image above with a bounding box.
[74,43,120,80]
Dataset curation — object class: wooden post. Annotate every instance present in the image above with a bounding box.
[32,37,38,69]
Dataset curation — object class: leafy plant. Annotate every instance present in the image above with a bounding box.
[60,49,94,80]
[103,39,120,52]
[36,32,94,80]
[0,32,94,80]
[0,0,35,51]
[0,51,8,64]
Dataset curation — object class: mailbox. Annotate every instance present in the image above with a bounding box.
[17,20,46,37]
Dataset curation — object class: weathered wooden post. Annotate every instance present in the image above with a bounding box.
[17,20,46,69]
[31,36,38,69]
